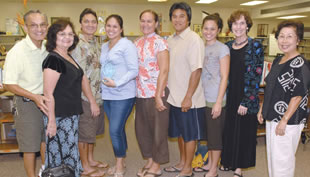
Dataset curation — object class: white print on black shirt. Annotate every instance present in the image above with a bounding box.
[277,69,301,92]
[274,101,288,115]
[290,56,304,68]
[300,95,308,111]
[272,115,281,123]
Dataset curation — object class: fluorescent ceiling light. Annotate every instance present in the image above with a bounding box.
[240,1,268,6]
[148,0,167,2]
[277,15,307,19]
[148,0,166,1]
[196,0,218,4]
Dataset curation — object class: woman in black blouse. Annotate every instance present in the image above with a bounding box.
[257,20,310,177]
[43,20,100,177]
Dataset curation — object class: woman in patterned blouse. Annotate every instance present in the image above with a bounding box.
[258,20,310,177]
[134,10,170,177]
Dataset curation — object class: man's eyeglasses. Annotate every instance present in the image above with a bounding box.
[26,23,48,30]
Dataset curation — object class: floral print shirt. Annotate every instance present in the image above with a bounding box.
[134,33,168,98]
[71,33,102,105]
[226,37,264,114]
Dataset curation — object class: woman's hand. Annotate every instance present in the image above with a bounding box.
[257,109,264,124]
[102,78,116,87]
[275,119,287,136]
[237,105,248,116]
[155,96,167,112]
[46,120,57,138]
[212,102,222,119]
[90,102,100,117]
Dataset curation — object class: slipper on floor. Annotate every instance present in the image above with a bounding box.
[107,166,116,176]
[204,174,218,177]
[90,161,109,168]
[136,167,149,177]
[81,169,104,177]
[142,171,163,177]
[164,166,182,173]
[175,173,194,177]
[233,173,243,177]
[81,169,96,176]
[193,167,209,173]
[89,169,105,177]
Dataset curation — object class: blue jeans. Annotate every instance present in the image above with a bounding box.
[103,98,135,157]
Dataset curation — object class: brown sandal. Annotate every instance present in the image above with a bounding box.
[137,167,149,176]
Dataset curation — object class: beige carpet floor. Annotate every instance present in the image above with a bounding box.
[0,110,310,177]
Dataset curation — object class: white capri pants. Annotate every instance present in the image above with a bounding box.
[266,121,304,177]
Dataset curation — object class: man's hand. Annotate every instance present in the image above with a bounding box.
[181,97,192,112]
[90,102,100,117]
[33,94,49,115]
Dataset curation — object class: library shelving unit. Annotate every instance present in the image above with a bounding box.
[298,37,310,60]
[0,90,18,153]
[0,35,24,52]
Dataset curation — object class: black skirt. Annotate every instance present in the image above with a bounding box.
[221,45,258,169]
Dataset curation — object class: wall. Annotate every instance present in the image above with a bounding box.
[0,1,260,37]
[1,2,305,38]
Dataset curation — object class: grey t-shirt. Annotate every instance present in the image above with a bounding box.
[202,40,230,107]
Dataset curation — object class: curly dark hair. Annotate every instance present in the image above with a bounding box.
[275,20,304,41]
[202,13,223,32]
[79,8,98,23]
[46,19,79,52]
[227,10,252,32]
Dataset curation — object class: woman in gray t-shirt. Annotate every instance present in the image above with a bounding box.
[196,13,230,177]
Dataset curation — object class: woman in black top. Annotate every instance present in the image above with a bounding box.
[43,20,100,177]
[257,20,310,177]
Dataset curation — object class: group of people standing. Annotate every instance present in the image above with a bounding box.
[2,1,309,177]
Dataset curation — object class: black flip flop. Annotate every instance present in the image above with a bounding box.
[164,166,182,173]
[233,173,243,177]
[143,171,163,177]
[193,167,209,173]
[137,167,149,177]
[176,173,194,177]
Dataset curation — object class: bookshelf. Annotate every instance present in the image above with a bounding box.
[0,35,24,52]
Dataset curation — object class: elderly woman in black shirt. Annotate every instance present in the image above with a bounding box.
[43,20,100,177]
[257,20,310,177]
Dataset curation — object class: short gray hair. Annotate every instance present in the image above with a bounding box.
[23,10,48,24]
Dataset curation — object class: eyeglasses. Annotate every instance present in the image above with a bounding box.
[26,23,48,30]
[57,32,75,38]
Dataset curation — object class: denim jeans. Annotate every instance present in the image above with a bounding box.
[103,98,135,157]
